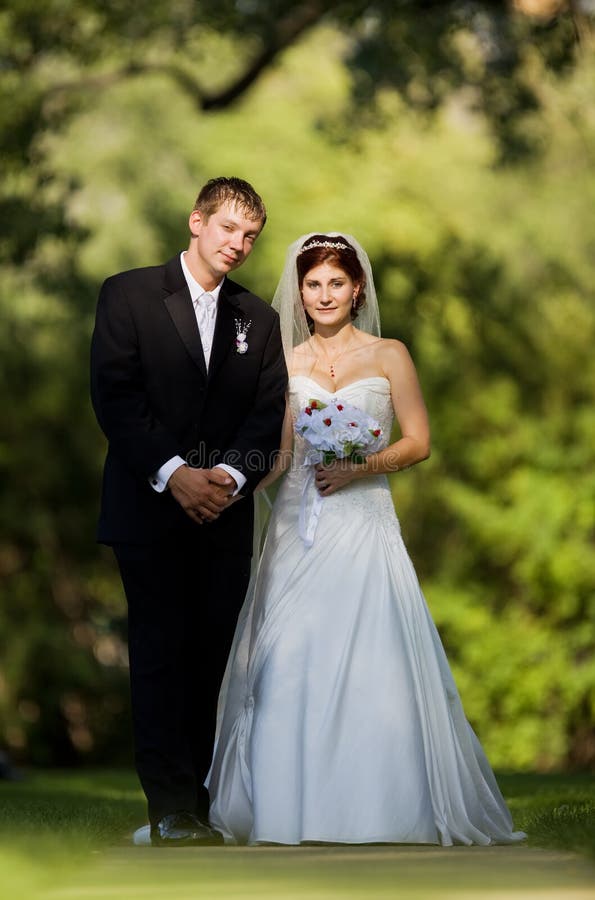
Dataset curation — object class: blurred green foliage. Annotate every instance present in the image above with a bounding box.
[1,3,594,771]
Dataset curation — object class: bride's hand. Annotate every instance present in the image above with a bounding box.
[315,460,362,495]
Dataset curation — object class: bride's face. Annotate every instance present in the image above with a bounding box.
[301,262,357,330]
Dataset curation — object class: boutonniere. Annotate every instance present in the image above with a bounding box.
[234,317,252,354]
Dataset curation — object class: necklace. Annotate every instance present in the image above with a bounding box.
[312,335,354,378]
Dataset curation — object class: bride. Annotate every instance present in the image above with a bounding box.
[206,233,526,846]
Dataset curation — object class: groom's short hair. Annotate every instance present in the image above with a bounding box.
[193,177,267,225]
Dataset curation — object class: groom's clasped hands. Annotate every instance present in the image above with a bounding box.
[168,465,240,524]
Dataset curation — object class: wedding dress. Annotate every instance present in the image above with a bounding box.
[206,375,525,846]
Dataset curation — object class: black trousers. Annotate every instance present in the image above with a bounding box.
[114,531,251,826]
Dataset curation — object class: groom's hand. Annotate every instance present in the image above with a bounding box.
[168,465,235,524]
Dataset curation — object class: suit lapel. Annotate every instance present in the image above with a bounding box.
[207,283,241,381]
[162,257,208,379]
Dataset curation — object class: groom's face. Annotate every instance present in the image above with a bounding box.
[189,201,264,285]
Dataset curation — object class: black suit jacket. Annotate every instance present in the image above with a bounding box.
[90,255,287,552]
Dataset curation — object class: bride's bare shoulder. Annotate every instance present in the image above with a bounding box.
[377,336,410,357]
[293,340,312,355]
[355,332,409,359]
[288,340,314,376]
[375,338,418,379]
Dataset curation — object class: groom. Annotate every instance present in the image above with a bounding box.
[90,177,287,845]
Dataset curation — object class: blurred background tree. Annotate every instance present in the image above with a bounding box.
[1,0,594,769]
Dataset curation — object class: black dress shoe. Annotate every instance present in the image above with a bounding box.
[150,811,224,846]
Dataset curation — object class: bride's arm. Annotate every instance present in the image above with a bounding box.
[315,341,430,495]
[254,398,294,492]
[377,338,431,471]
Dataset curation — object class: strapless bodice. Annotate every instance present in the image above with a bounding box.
[289,375,394,468]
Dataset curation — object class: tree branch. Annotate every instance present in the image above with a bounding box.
[39,0,589,123]
[41,2,333,118]
[202,2,333,109]
[568,0,594,48]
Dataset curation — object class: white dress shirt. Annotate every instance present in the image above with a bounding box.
[181,251,220,369]
[149,252,246,494]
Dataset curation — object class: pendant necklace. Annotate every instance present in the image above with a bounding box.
[313,335,354,379]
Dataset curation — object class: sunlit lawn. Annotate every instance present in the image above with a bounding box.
[0,770,593,899]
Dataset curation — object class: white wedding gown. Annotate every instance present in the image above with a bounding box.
[206,375,525,846]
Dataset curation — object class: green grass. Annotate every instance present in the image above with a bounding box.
[0,769,143,849]
[1,769,592,856]
[499,772,595,858]
[0,770,593,899]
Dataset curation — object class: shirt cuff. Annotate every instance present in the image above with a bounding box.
[149,456,186,493]
[214,464,246,496]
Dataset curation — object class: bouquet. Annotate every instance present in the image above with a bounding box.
[294,398,383,547]
[295,398,384,466]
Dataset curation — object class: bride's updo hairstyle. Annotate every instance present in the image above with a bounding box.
[296,234,367,321]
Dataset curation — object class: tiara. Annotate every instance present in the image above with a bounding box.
[298,240,351,254]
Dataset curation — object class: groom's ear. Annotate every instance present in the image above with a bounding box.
[189,209,203,236]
